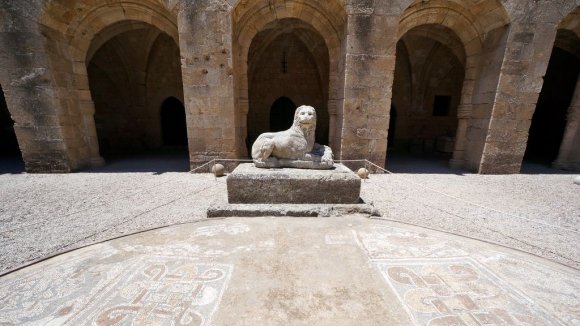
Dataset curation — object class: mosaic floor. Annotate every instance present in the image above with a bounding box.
[1,217,578,325]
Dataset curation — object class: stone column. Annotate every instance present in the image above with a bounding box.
[78,100,105,167]
[178,1,238,170]
[553,78,580,170]
[478,22,558,174]
[476,1,579,174]
[327,99,339,152]
[0,3,74,172]
[449,104,472,169]
[339,5,399,169]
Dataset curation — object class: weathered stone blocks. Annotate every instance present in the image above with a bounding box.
[227,163,361,204]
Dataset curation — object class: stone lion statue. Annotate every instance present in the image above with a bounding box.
[251,105,334,169]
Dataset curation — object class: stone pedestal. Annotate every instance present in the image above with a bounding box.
[227,164,360,204]
[207,163,379,217]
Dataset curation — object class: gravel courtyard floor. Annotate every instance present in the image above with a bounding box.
[0,156,579,324]
[1,156,578,273]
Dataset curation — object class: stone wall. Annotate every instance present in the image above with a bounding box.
[0,0,578,173]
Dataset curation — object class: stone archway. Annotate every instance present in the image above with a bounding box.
[527,29,580,170]
[39,0,180,170]
[232,0,346,157]
[388,24,465,166]
[394,0,510,171]
[246,18,330,152]
[87,22,185,161]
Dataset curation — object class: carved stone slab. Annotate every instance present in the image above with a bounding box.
[227,163,361,204]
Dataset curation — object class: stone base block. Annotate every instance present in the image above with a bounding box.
[207,202,381,218]
[227,163,361,204]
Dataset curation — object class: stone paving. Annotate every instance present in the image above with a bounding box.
[1,217,578,325]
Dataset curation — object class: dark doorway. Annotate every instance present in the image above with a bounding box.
[161,97,187,146]
[525,47,580,164]
[270,96,296,132]
[0,85,24,173]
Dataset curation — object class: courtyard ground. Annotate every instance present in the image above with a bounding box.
[0,156,578,324]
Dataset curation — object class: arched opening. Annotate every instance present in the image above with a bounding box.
[161,97,187,147]
[387,25,465,172]
[0,84,24,173]
[246,18,330,154]
[270,96,297,132]
[87,21,188,171]
[524,30,580,169]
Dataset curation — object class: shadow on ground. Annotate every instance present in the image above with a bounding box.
[82,149,190,174]
[521,161,578,175]
[385,152,466,175]
[385,152,578,176]
[0,155,25,175]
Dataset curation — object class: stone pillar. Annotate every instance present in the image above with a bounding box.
[178,1,238,170]
[0,4,73,172]
[78,100,105,167]
[449,104,472,168]
[553,78,580,171]
[327,99,339,152]
[339,5,398,168]
[478,21,558,174]
[476,1,580,174]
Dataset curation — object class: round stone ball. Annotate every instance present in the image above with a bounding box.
[357,168,370,179]
[574,176,580,185]
[211,163,225,177]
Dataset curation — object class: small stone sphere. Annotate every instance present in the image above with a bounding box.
[211,163,225,177]
[357,168,370,179]
[574,176,580,185]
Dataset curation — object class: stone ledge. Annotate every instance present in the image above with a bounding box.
[207,202,382,218]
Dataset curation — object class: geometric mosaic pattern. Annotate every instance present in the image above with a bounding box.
[357,226,469,260]
[374,258,565,326]
[0,254,232,326]
[1,220,577,325]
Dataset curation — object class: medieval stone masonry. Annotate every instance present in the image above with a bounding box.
[0,0,578,174]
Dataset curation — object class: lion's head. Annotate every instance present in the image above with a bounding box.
[293,105,317,128]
